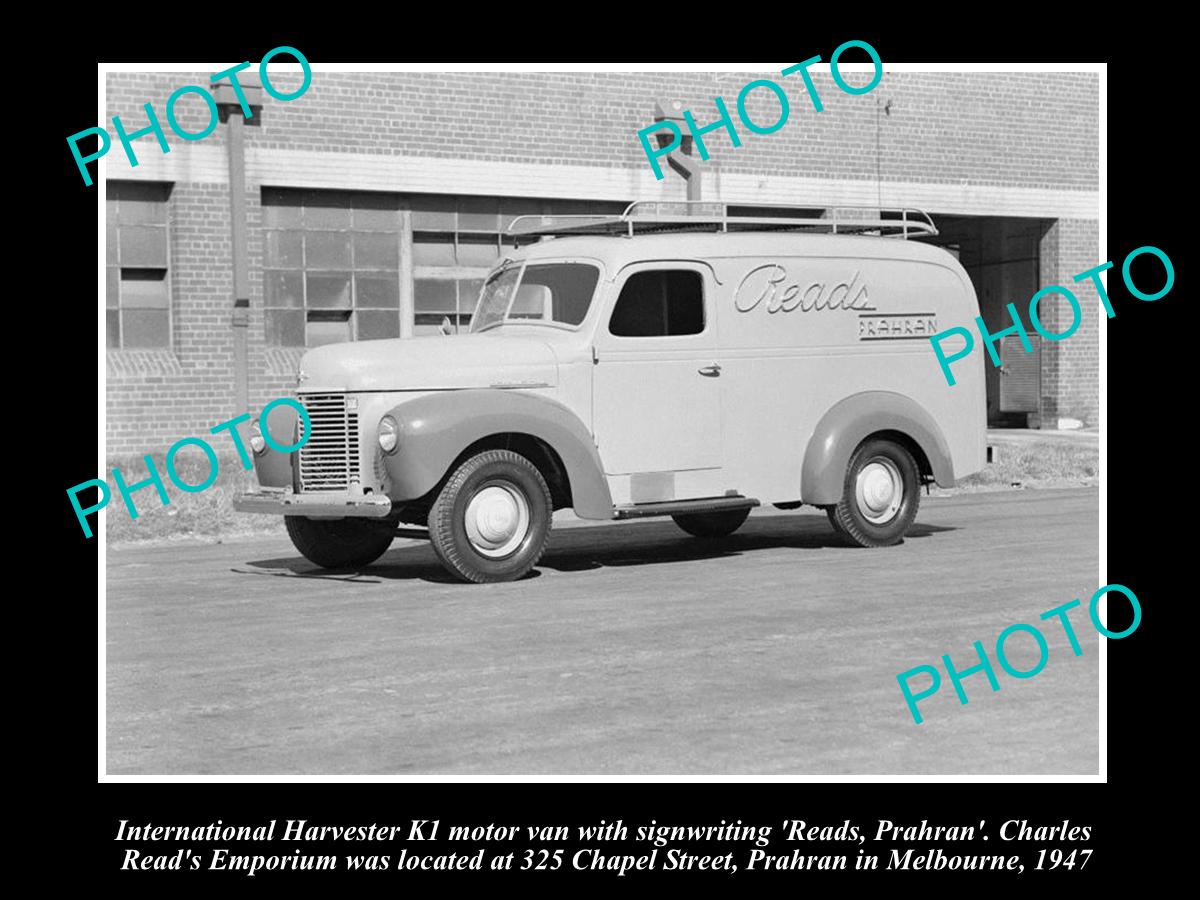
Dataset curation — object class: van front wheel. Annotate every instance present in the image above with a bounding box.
[428,450,553,583]
[285,516,395,569]
[827,438,920,547]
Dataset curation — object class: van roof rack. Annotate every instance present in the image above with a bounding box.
[507,200,938,245]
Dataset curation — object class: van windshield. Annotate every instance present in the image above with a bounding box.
[470,262,600,332]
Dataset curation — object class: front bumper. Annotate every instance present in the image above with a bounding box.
[233,488,393,518]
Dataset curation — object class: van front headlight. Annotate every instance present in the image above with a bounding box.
[377,415,399,455]
[249,419,266,455]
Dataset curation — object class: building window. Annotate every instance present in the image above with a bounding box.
[412,196,626,334]
[412,196,529,333]
[262,189,403,347]
[106,182,172,349]
[262,190,629,341]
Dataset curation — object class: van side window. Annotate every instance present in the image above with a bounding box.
[609,270,704,337]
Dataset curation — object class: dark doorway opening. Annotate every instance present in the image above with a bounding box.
[927,215,1053,426]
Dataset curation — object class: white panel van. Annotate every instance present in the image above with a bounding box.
[236,202,986,583]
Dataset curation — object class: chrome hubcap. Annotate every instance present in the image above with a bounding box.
[464,482,531,558]
[855,457,903,524]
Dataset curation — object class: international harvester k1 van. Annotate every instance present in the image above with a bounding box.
[235,202,986,583]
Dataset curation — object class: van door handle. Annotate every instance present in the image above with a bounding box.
[698,364,721,377]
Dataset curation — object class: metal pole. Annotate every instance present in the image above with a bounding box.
[668,155,703,210]
[399,210,414,338]
[226,110,250,415]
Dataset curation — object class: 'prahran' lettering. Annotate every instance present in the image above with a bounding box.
[859,316,938,337]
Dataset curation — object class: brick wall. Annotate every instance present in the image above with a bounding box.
[1039,218,1101,426]
[106,177,302,453]
[106,70,1099,189]
[102,70,1100,452]
[106,181,238,452]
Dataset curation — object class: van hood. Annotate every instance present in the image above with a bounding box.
[296,334,559,392]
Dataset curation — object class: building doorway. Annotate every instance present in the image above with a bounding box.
[929,216,1051,426]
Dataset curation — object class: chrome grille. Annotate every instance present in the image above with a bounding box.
[297,394,359,492]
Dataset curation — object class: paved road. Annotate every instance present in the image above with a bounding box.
[106,488,1100,776]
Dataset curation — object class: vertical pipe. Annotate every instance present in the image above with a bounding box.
[399,209,414,338]
[226,111,250,415]
[876,95,883,211]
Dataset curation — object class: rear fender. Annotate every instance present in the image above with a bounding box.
[801,391,955,505]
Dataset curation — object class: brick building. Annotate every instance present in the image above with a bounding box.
[102,69,1100,454]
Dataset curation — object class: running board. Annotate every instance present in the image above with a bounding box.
[612,496,760,520]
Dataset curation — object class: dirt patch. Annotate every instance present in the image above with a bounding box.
[103,452,286,545]
[937,437,1098,494]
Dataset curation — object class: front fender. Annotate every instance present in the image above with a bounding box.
[250,402,300,489]
[384,390,614,519]
[800,391,955,505]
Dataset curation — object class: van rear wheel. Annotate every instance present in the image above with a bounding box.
[672,508,750,539]
[827,438,920,547]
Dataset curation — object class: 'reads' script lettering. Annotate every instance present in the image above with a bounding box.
[734,263,876,314]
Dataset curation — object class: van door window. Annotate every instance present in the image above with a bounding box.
[609,270,704,337]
